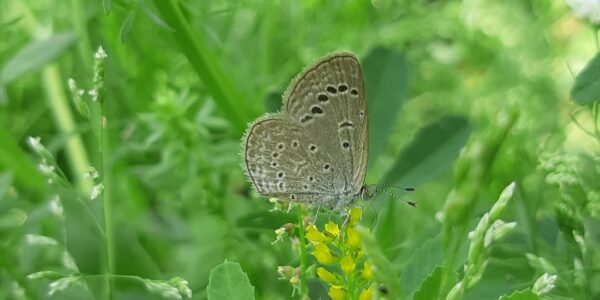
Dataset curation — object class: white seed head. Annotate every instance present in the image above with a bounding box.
[95,46,108,59]
[533,273,557,296]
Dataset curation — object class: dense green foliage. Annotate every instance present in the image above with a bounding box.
[1,1,599,299]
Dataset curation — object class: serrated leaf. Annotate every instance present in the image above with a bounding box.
[208,261,255,300]
[571,52,600,105]
[356,225,402,299]
[363,47,409,165]
[0,32,77,83]
[498,288,540,300]
[412,266,443,300]
[383,115,471,186]
[400,234,444,299]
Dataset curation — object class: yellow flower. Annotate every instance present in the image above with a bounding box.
[306,225,328,243]
[289,275,298,285]
[340,254,356,274]
[312,243,336,264]
[317,267,338,284]
[346,227,361,248]
[358,285,374,300]
[328,285,346,300]
[325,221,340,238]
[349,207,362,225]
[361,261,373,280]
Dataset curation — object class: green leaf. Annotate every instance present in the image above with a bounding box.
[103,0,112,14]
[140,0,175,32]
[120,10,137,44]
[363,47,409,165]
[571,51,600,105]
[356,225,402,299]
[383,115,471,185]
[208,261,255,300]
[412,266,444,300]
[400,234,444,299]
[0,32,77,83]
[498,289,540,300]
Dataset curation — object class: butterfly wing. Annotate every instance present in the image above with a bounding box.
[243,115,343,205]
[283,52,368,196]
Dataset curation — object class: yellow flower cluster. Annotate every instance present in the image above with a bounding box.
[306,207,374,300]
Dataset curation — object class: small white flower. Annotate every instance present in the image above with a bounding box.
[169,277,192,298]
[25,234,58,246]
[38,160,55,175]
[144,280,182,300]
[435,211,445,222]
[49,195,63,217]
[27,271,57,280]
[27,136,43,152]
[48,276,80,296]
[88,89,98,101]
[567,0,600,24]
[95,46,108,59]
[85,166,99,180]
[77,89,85,96]
[90,184,104,200]
[533,273,557,296]
[68,78,76,89]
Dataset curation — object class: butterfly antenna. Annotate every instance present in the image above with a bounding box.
[374,184,417,207]
[369,201,378,231]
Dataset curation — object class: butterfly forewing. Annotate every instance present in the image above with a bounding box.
[283,53,368,196]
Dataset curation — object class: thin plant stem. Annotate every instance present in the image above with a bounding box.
[17,0,94,195]
[296,206,309,298]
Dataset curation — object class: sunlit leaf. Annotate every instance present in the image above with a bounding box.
[412,266,444,300]
[383,115,471,186]
[571,52,600,105]
[400,234,444,298]
[208,261,255,300]
[0,32,77,83]
[498,288,540,300]
[363,47,409,165]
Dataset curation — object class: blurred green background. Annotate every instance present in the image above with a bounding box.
[1,0,599,299]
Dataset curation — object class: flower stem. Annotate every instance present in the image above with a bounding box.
[296,206,309,297]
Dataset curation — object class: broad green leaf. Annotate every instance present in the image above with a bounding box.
[356,225,402,299]
[363,47,409,165]
[0,32,77,83]
[412,266,444,300]
[571,51,600,105]
[383,115,471,186]
[400,234,444,299]
[498,289,540,300]
[208,261,255,300]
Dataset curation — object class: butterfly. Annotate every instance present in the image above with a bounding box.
[243,52,414,210]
